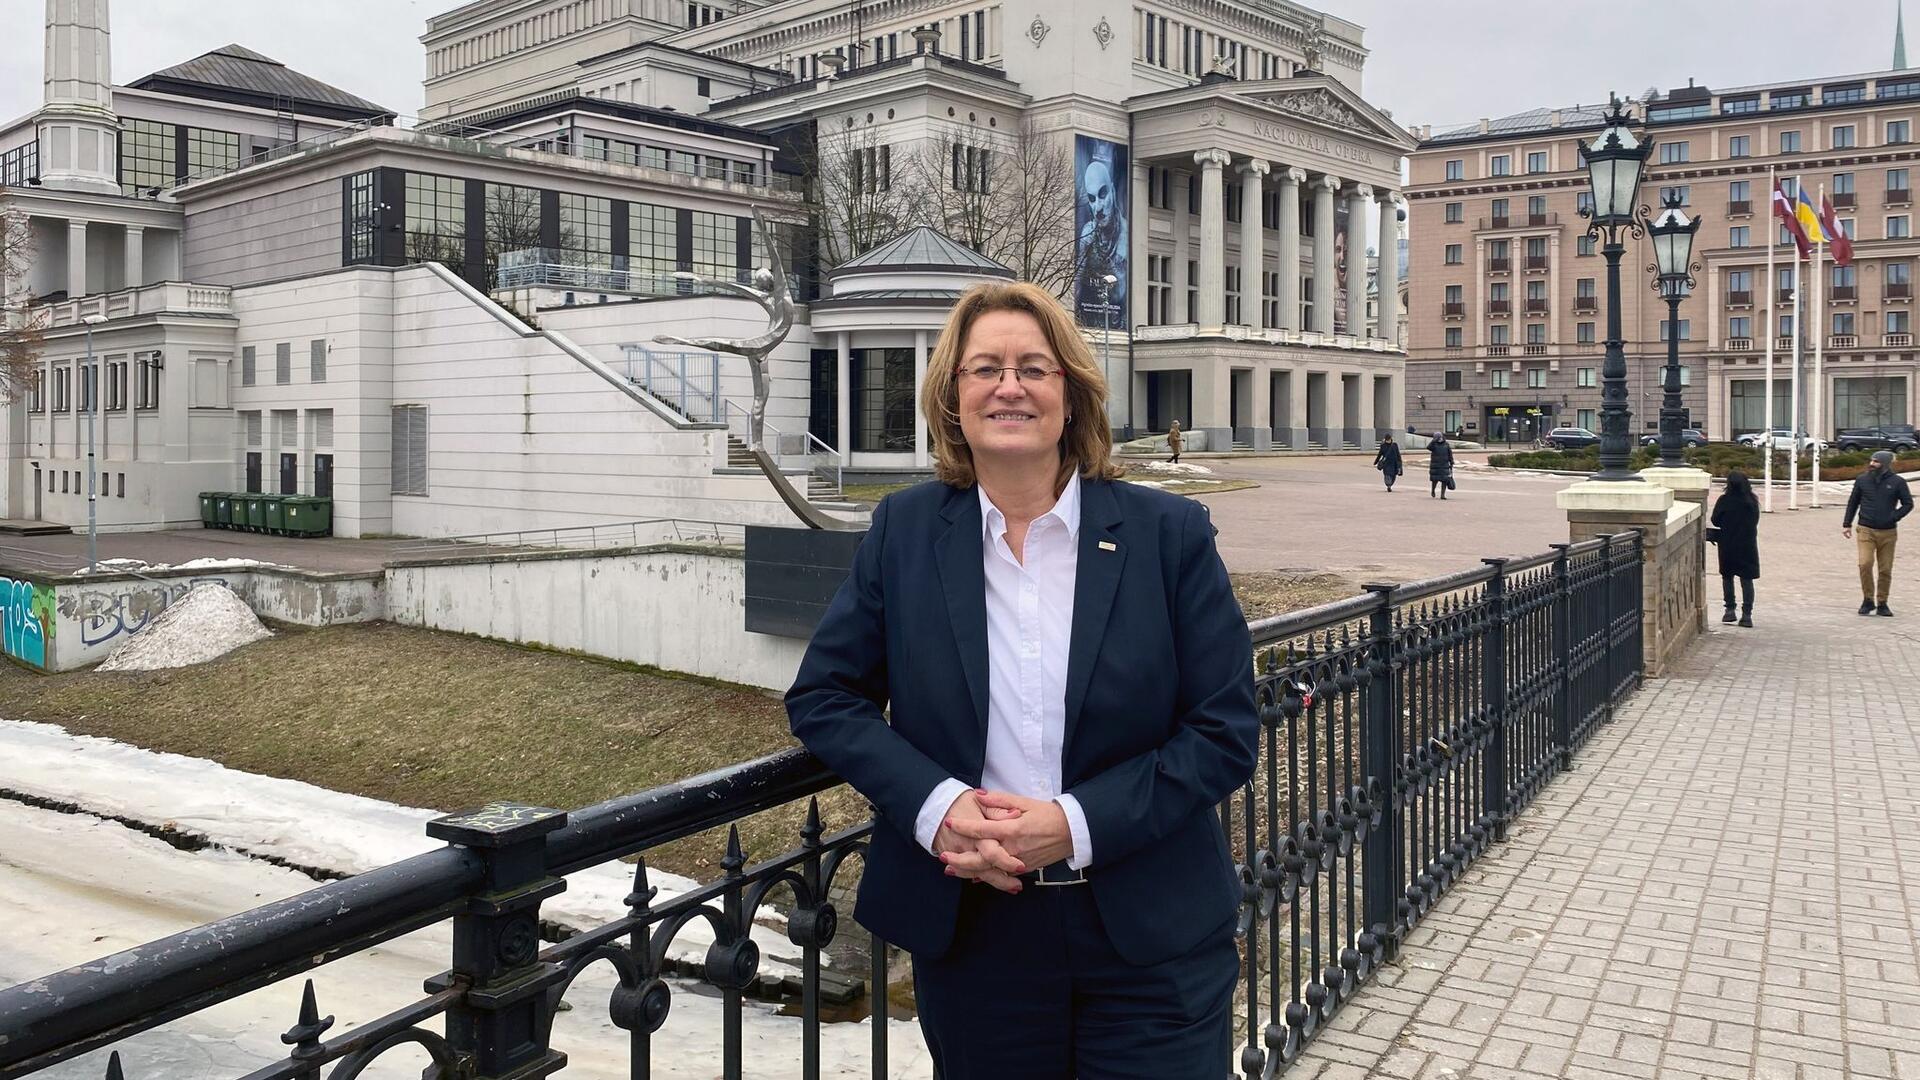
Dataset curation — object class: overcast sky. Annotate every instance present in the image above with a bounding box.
[0,0,1909,129]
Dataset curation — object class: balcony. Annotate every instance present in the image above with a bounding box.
[1442,301,1466,318]
[1889,188,1913,206]
[1727,200,1753,216]
[1524,298,1550,314]
[1779,288,1796,303]
[1525,255,1550,271]
[1887,333,1915,347]
[1727,337,1754,351]
[1777,336,1796,350]
[1487,299,1512,315]
[1726,290,1753,308]
[1523,344,1549,356]
[1574,296,1597,312]
[1833,192,1857,209]
[1890,283,1914,300]
[37,281,233,327]
[1527,212,1549,227]
[1832,285,1857,302]
[1488,344,1511,356]
[1830,334,1859,348]
[1488,257,1512,273]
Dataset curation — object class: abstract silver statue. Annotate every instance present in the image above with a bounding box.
[654,207,851,531]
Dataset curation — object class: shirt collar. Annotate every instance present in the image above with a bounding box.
[979,471,1083,543]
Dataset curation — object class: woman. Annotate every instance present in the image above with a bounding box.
[1373,434,1403,493]
[1167,418,1183,464]
[786,282,1258,1079]
[1428,431,1456,500]
[1711,469,1761,627]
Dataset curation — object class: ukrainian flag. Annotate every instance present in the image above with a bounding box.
[1796,187,1828,244]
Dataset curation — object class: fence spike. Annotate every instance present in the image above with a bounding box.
[724,824,746,876]
[624,858,658,915]
[280,978,336,1056]
[103,1051,125,1080]
[802,797,823,847]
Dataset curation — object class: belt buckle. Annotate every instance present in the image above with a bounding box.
[1030,862,1087,887]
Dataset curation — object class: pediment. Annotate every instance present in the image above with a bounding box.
[1234,80,1417,151]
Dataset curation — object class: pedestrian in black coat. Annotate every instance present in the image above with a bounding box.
[1427,434,1456,500]
[1710,470,1761,627]
[1373,436,1403,492]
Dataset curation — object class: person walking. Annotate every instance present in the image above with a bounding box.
[1428,431,1456,499]
[1373,435,1403,492]
[1166,419,1183,465]
[1710,470,1761,627]
[1843,449,1914,616]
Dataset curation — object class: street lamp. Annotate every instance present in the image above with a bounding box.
[1645,191,1702,469]
[1577,97,1653,480]
[81,313,106,574]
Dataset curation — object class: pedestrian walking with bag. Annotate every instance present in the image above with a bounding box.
[1167,420,1183,465]
[1843,450,1914,616]
[1428,432,1456,500]
[1373,435,1403,493]
[1709,470,1761,627]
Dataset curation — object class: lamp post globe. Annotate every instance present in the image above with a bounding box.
[1577,97,1653,480]
[1646,192,1703,469]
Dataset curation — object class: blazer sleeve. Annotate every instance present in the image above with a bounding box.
[1065,499,1259,868]
[785,497,956,837]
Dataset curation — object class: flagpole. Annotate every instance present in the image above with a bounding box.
[1790,225,1803,512]
[1764,166,1776,512]
[1812,182,1825,508]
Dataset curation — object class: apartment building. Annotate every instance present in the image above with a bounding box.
[1405,70,1920,444]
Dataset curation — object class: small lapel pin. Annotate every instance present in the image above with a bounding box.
[1098,540,1118,551]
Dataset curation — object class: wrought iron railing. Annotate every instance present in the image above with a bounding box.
[0,535,1646,1080]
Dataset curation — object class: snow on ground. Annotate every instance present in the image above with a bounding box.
[1129,460,1215,476]
[70,557,283,576]
[97,584,272,671]
[0,721,805,974]
[0,798,930,1080]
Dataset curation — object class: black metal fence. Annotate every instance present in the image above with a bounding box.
[0,534,1645,1080]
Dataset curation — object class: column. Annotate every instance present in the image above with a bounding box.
[1345,184,1373,338]
[1172,172,1191,324]
[1386,371,1405,433]
[1277,167,1304,331]
[1237,159,1267,329]
[66,219,88,299]
[1356,369,1376,441]
[1311,175,1338,333]
[1286,367,1310,447]
[1194,149,1230,332]
[913,330,929,468]
[1376,194,1401,345]
[124,226,145,290]
[1130,160,1150,331]
[835,333,852,461]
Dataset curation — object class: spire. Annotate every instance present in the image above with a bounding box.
[1899,0,1910,71]
[37,0,121,194]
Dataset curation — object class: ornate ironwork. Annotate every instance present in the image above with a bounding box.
[0,538,1647,1080]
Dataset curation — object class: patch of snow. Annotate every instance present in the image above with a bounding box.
[169,557,280,571]
[1130,461,1215,476]
[97,583,272,671]
[73,558,155,575]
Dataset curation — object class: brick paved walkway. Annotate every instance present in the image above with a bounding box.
[1292,504,1920,1080]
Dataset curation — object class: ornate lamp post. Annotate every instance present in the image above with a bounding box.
[1645,192,1702,469]
[1577,99,1653,480]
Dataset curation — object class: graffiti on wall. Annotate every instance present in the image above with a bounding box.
[57,577,233,648]
[1,576,57,669]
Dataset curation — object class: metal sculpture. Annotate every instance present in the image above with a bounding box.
[654,207,852,530]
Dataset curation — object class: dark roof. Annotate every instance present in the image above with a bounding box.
[129,44,392,122]
[833,226,1014,277]
[434,92,777,149]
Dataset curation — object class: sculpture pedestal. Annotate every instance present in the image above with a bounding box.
[1557,479,1703,677]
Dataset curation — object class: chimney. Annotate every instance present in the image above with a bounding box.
[1549,109,1562,128]
[1478,118,1491,134]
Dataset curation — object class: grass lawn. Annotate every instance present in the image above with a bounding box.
[1,571,1355,883]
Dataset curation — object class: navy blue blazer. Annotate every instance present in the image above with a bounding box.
[785,476,1258,966]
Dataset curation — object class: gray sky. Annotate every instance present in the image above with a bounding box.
[0,0,1910,129]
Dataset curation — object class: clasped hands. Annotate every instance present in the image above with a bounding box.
[932,789,1075,894]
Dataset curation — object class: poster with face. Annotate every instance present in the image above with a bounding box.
[1332,200,1350,333]
[1074,135,1129,326]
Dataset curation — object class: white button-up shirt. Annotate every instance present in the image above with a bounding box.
[913,473,1094,870]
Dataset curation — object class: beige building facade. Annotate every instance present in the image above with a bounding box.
[1405,69,1920,445]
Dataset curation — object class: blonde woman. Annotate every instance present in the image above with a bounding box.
[787,282,1257,1078]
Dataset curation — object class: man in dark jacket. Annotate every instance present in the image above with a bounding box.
[1843,450,1914,616]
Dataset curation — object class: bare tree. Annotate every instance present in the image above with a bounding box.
[910,121,1083,299]
[0,210,45,406]
[799,125,920,273]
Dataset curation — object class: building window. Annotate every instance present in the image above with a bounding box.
[185,127,240,179]
[404,172,467,269]
[1728,135,1751,158]
[1490,155,1511,176]
[559,194,614,269]
[852,347,914,452]
[1445,159,1464,181]
[1658,141,1690,164]
[1889,120,1912,145]
[1577,323,1596,344]
[1889,262,1912,291]
[119,117,176,193]
[1491,198,1509,223]
[1444,202,1464,224]
[1490,367,1510,388]
[1526,363,1546,385]
[106,360,127,410]
[241,346,255,387]
[1659,319,1691,341]
[1729,316,1752,339]
[1577,235,1596,256]
[1773,89,1810,109]
[1575,191,1594,216]
[480,183,541,281]
[690,210,739,281]
[1890,215,1912,239]
[951,143,990,193]
[1577,409,1596,430]
[697,75,712,96]
[1659,185,1690,206]
[1147,255,1171,326]
[1888,310,1912,334]
[1891,167,1912,196]
[1445,410,1462,433]
[1780,130,1802,153]
[1823,84,1866,106]
[1224,267,1242,324]
[26,368,42,413]
[391,405,429,496]
[1444,370,1462,390]
[1189,260,1198,321]
[310,340,327,383]
[1526,151,1547,174]
[1729,226,1750,248]
[1834,376,1910,427]
[243,410,261,447]
[275,342,291,385]
[1445,328,1462,348]
[345,171,378,264]
[1835,173,1855,198]
[1832,124,1856,149]
[1679,365,1692,386]
[1444,243,1462,265]
[1576,366,1596,387]
[1833,311,1857,336]
[0,141,37,187]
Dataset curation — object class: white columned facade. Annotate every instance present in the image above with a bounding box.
[1194,149,1230,332]
[1376,194,1401,344]
[1277,167,1304,331]
[124,225,145,289]
[1345,184,1372,337]
[1310,174,1338,334]
[66,219,88,298]
[1237,159,1267,328]
[835,332,852,461]
[37,0,120,196]
[1129,160,1150,331]
[1172,172,1191,323]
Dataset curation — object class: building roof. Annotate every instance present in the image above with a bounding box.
[832,226,1015,278]
[129,44,393,122]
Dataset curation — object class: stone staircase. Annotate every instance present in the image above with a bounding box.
[725,435,843,503]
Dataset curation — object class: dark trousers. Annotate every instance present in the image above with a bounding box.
[912,883,1238,1080]
[1721,574,1755,609]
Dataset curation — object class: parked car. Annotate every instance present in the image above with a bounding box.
[1834,424,1919,452]
[1639,429,1710,448]
[1546,426,1602,450]
[1749,431,1830,453]
[1738,428,1792,447]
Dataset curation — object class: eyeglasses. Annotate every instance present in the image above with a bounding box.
[960,363,1064,384]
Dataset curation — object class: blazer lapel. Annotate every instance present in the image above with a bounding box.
[933,485,991,741]
[1064,479,1126,749]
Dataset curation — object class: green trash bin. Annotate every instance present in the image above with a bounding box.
[199,492,218,528]
[284,496,334,537]
[263,495,289,535]
[213,493,237,529]
[245,495,269,532]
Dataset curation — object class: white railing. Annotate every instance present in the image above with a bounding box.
[1128,325,1402,353]
[1829,334,1859,349]
[722,400,843,499]
[1133,323,1198,342]
[1523,343,1549,356]
[495,260,752,299]
[1886,333,1914,347]
[1727,337,1754,351]
[38,282,233,327]
[1488,344,1512,357]
[620,344,722,422]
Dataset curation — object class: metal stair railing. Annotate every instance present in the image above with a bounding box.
[721,401,844,500]
[619,345,722,423]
